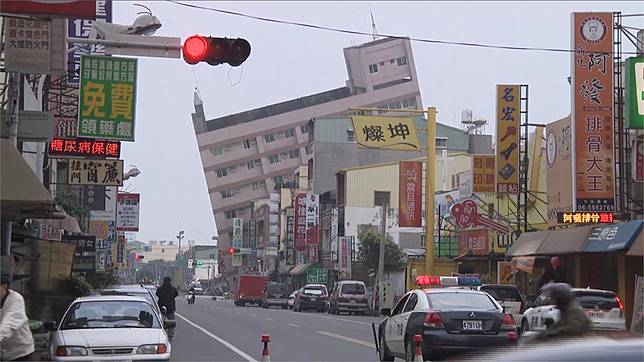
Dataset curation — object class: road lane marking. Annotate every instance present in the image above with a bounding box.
[315,331,375,348]
[266,318,275,321]
[176,313,257,362]
[288,312,373,326]
[288,323,301,328]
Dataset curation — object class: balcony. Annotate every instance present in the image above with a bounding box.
[210,185,268,210]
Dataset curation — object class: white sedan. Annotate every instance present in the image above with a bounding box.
[48,295,172,361]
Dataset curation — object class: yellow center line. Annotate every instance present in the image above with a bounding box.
[315,330,375,349]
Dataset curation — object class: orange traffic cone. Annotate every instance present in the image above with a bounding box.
[413,334,424,362]
[260,334,271,362]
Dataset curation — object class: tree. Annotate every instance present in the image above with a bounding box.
[356,229,405,272]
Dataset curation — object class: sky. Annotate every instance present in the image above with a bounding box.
[114,1,643,245]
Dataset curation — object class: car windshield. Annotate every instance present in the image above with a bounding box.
[481,287,522,302]
[304,288,325,295]
[341,283,365,295]
[61,301,161,330]
[427,292,499,311]
[267,285,287,294]
[574,291,619,310]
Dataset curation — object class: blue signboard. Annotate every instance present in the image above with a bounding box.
[67,0,112,84]
[583,220,643,253]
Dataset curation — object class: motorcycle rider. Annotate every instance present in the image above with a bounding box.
[187,285,196,304]
[156,277,179,339]
[537,283,591,340]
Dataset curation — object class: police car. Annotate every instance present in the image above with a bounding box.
[377,276,518,361]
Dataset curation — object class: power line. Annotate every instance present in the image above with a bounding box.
[166,0,640,55]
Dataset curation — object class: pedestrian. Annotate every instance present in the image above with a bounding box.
[156,276,179,339]
[536,256,566,290]
[0,274,35,361]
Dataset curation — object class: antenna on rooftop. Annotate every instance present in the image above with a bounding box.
[369,4,378,41]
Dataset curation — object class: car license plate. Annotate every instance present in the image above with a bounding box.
[310,297,317,301]
[274,294,282,298]
[587,310,605,318]
[350,299,357,303]
[462,320,483,330]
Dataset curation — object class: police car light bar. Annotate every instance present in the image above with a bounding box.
[416,275,481,288]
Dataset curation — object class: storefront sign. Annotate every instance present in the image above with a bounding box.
[458,170,473,198]
[512,256,536,274]
[435,190,459,218]
[496,84,521,194]
[269,193,280,247]
[67,0,112,84]
[625,56,644,129]
[248,219,257,249]
[78,55,137,141]
[4,17,66,74]
[49,138,120,158]
[307,267,327,284]
[232,218,243,249]
[306,193,319,245]
[472,155,495,193]
[546,117,574,225]
[338,236,352,276]
[497,261,514,285]
[458,229,489,256]
[64,234,96,272]
[68,159,123,186]
[399,161,422,227]
[116,193,140,232]
[584,220,643,252]
[285,208,294,248]
[450,200,509,234]
[571,12,615,212]
[37,220,62,242]
[294,193,306,251]
[557,211,614,224]
[286,248,295,266]
[330,208,338,261]
[351,115,420,151]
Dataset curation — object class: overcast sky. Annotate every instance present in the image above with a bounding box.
[115,1,642,245]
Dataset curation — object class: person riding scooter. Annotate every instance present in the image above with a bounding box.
[187,286,196,305]
[537,283,591,340]
[156,277,178,340]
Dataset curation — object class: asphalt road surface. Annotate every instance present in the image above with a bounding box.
[170,295,384,361]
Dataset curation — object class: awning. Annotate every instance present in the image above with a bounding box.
[582,220,643,253]
[505,230,551,257]
[627,227,643,256]
[537,225,595,255]
[1,139,56,219]
[289,263,314,275]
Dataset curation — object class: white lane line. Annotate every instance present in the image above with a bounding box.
[236,311,242,314]
[266,318,275,321]
[249,314,257,317]
[289,312,373,326]
[315,330,375,348]
[176,313,257,362]
[288,323,301,328]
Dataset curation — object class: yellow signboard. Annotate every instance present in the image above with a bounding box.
[351,115,420,151]
[472,155,495,193]
[496,84,521,194]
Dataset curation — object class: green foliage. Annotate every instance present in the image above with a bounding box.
[70,274,93,297]
[54,186,89,232]
[357,229,405,272]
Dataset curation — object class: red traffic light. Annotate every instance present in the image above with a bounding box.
[228,247,236,254]
[182,35,251,67]
[183,35,209,64]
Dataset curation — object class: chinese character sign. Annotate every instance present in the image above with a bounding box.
[67,1,112,84]
[351,115,420,151]
[64,234,97,272]
[546,117,574,225]
[458,229,489,256]
[634,139,644,183]
[68,159,123,186]
[625,56,644,129]
[305,193,319,245]
[116,193,140,232]
[558,212,614,224]
[78,55,137,141]
[330,208,338,262]
[49,138,120,158]
[285,208,295,248]
[472,155,495,193]
[4,18,65,74]
[572,13,615,212]
[294,193,307,251]
[399,161,422,227]
[338,236,352,277]
[232,218,243,249]
[495,84,521,194]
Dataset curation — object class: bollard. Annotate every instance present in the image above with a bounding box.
[413,334,423,362]
[260,334,271,362]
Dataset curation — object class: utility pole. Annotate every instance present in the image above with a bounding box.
[376,202,387,314]
[425,108,437,275]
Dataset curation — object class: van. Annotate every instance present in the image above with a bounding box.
[261,283,289,309]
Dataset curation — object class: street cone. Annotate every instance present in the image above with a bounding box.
[413,334,423,362]
[260,334,271,362]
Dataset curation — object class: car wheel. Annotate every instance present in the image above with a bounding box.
[520,319,529,334]
[378,332,394,361]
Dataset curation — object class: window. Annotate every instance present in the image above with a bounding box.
[268,154,280,164]
[220,190,234,199]
[247,160,255,170]
[427,292,498,310]
[368,63,378,74]
[288,149,300,159]
[374,191,391,207]
[225,210,237,219]
[273,175,285,185]
[390,59,395,64]
[216,168,228,178]
[300,125,308,134]
[436,137,447,149]
[243,139,252,149]
[379,61,385,66]
[391,293,410,316]
[403,293,418,313]
[284,128,295,138]
[263,133,276,143]
[402,97,416,108]
[251,182,261,191]
[347,129,356,143]
[211,146,224,156]
[305,144,313,155]
[397,56,408,66]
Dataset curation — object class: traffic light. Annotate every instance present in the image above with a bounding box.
[182,35,251,67]
[134,254,145,261]
[228,247,238,254]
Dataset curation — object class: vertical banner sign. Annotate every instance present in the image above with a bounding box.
[286,248,295,266]
[625,56,644,129]
[634,139,644,182]
[330,208,339,262]
[78,55,137,141]
[50,75,80,138]
[248,220,257,249]
[269,193,280,247]
[285,208,294,248]
[232,218,243,250]
[116,193,140,232]
[305,193,319,245]
[116,233,125,265]
[472,155,496,193]
[399,161,422,227]
[294,193,307,251]
[496,84,521,194]
[546,117,574,225]
[338,236,352,278]
[571,13,615,212]
[67,0,112,84]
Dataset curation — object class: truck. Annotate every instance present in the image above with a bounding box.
[234,274,269,306]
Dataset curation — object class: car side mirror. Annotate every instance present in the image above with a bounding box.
[161,306,168,315]
[380,308,391,317]
[44,321,58,331]
[164,319,176,329]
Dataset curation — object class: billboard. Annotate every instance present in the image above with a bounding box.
[330,208,338,261]
[571,12,615,212]
[458,229,489,256]
[4,18,66,74]
[496,84,521,194]
[294,193,306,251]
[116,193,140,232]
[1,1,96,18]
[67,0,112,83]
[305,192,319,245]
[472,155,495,193]
[68,159,123,186]
[351,115,420,151]
[625,56,644,129]
[64,235,97,272]
[49,138,120,158]
[399,161,422,227]
[546,117,574,226]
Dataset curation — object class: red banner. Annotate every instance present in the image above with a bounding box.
[399,161,422,227]
[459,229,489,256]
[1,1,96,19]
[294,193,307,251]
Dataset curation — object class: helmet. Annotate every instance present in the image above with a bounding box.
[541,282,573,305]
[163,276,172,284]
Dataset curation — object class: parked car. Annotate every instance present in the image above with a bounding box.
[261,283,289,309]
[477,284,526,330]
[293,284,328,312]
[47,295,172,361]
[520,287,626,333]
[328,280,369,315]
[234,275,269,306]
[288,290,299,310]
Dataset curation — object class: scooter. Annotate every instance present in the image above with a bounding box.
[160,306,176,341]
[186,291,196,304]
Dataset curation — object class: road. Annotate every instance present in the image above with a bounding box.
[170,295,384,361]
